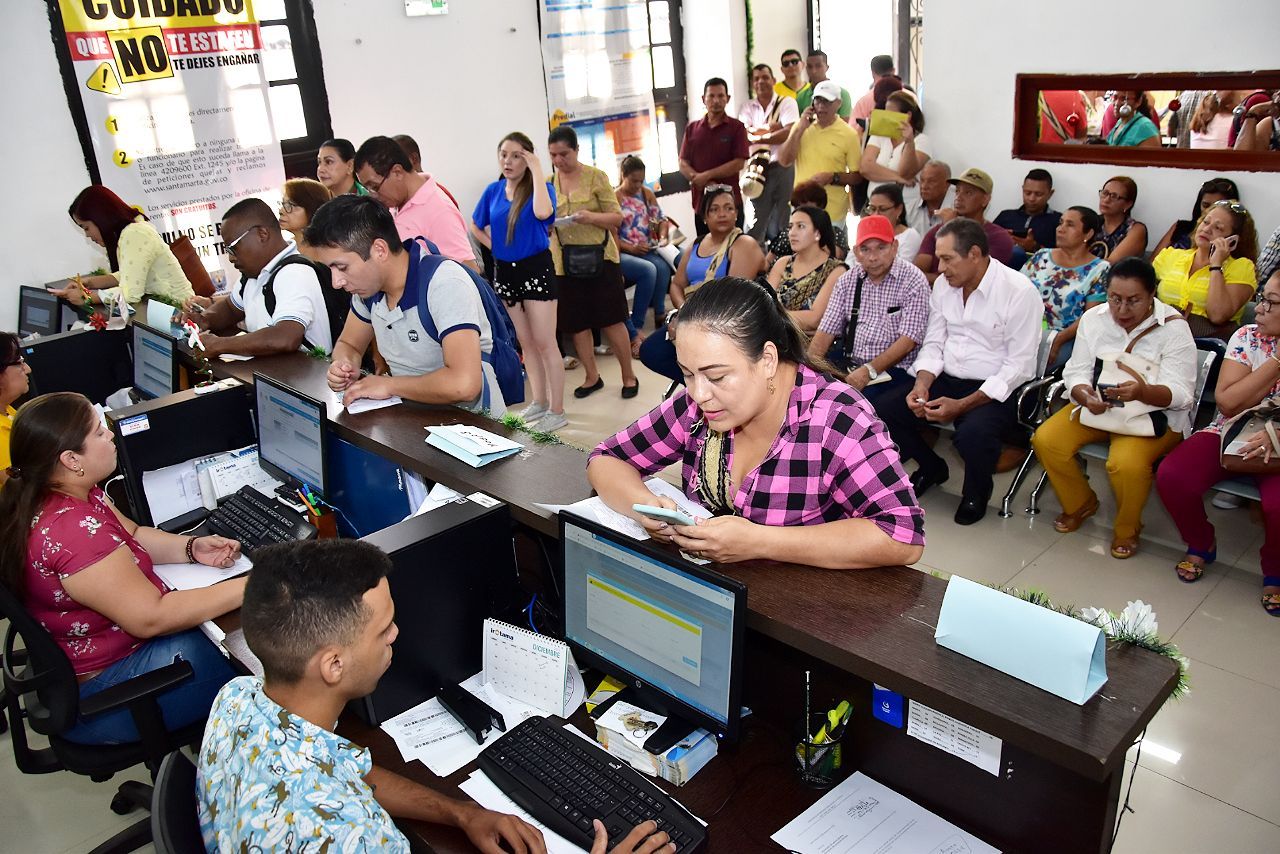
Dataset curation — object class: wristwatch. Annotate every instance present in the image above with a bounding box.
[863,363,880,380]
[829,172,842,187]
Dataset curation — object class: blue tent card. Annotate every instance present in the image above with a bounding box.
[426,425,522,468]
[935,575,1107,705]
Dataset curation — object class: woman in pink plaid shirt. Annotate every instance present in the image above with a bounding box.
[589,277,924,568]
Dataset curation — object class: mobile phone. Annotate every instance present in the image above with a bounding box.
[188,301,206,315]
[632,504,695,527]
[1095,383,1123,408]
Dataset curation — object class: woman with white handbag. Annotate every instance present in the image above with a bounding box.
[1031,258,1197,559]
[1157,270,1280,615]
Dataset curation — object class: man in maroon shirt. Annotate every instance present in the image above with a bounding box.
[679,77,750,236]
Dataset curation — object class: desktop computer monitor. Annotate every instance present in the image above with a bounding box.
[131,321,177,400]
[18,286,61,338]
[559,513,746,751]
[253,372,329,498]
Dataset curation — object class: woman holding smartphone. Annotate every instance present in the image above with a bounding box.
[1152,199,1258,340]
[589,277,923,568]
[471,132,564,430]
[1031,258,1197,560]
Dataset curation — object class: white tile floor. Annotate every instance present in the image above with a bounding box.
[3,346,1276,852]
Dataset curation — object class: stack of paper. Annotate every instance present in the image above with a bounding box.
[536,477,710,542]
[426,425,522,467]
[379,672,543,777]
[594,700,717,787]
[152,554,252,591]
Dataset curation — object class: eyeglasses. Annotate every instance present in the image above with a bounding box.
[1098,189,1130,203]
[781,58,801,67]
[1256,296,1280,312]
[1107,294,1149,309]
[1210,199,1248,215]
[3,355,25,369]
[863,203,898,217]
[279,200,298,214]
[363,172,389,194]
[224,226,259,258]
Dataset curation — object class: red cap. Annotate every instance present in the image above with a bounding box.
[855,215,896,246]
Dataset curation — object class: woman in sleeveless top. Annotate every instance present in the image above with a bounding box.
[765,205,846,332]
[1095,176,1147,262]
[638,187,764,383]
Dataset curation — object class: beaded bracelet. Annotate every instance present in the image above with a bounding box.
[185,536,197,563]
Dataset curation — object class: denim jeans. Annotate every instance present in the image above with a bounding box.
[620,251,673,339]
[65,628,236,745]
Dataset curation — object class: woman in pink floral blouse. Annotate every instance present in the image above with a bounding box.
[0,393,244,743]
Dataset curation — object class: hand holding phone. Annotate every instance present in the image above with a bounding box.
[632,504,695,527]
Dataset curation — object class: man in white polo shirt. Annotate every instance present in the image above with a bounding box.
[189,198,335,357]
[738,63,798,243]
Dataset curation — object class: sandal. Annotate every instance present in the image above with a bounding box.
[1263,576,1280,617]
[1110,535,1140,560]
[1174,545,1216,583]
[1053,495,1099,533]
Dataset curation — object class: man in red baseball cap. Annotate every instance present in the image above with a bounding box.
[809,215,932,403]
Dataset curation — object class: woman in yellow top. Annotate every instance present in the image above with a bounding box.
[51,185,194,308]
[1,331,34,484]
[547,126,639,400]
[1152,199,1258,340]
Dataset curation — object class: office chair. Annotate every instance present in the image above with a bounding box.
[151,750,205,854]
[0,580,206,854]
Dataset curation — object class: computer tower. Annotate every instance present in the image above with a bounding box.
[22,327,131,405]
[352,497,522,725]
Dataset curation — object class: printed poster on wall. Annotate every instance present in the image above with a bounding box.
[55,0,287,292]
[540,0,657,177]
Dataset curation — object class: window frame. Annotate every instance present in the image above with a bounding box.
[257,0,335,178]
[646,0,689,198]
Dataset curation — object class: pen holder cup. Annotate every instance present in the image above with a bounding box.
[308,509,339,539]
[794,713,846,789]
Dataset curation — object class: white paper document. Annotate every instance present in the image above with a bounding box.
[152,554,252,592]
[407,482,463,518]
[771,771,1000,853]
[142,459,207,525]
[380,671,544,777]
[907,701,1002,777]
[218,352,254,362]
[536,477,710,542]
[459,770,583,854]
[346,395,402,414]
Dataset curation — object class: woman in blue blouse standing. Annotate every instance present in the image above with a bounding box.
[471,133,565,430]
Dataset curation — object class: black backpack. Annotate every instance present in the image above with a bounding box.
[239,254,350,352]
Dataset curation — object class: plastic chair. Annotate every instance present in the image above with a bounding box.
[151,751,205,854]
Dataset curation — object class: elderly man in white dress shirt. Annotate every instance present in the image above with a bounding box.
[873,218,1043,525]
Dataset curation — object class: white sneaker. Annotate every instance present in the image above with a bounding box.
[535,411,568,432]
[517,401,548,423]
[1211,492,1246,510]
[593,344,610,355]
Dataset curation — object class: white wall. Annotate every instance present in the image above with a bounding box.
[749,0,808,81]
[0,2,107,330]
[312,0,550,215]
[923,0,1280,248]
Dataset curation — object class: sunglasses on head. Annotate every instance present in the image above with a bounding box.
[1211,199,1248,216]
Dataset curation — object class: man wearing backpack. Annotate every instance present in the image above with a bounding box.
[307,195,510,416]
[187,198,338,356]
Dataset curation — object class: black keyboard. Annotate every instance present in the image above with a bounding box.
[478,716,706,853]
[205,485,317,555]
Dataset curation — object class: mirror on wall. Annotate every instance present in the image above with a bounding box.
[1014,72,1280,171]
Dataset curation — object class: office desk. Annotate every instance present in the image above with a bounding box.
[188,347,1176,853]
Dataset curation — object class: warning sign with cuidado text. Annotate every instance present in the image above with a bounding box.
[54,0,286,294]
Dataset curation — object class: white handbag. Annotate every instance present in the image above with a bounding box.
[1072,323,1173,437]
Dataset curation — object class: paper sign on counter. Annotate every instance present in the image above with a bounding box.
[907,700,1002,776]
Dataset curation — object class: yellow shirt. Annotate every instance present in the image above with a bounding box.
[100,220,195,306]
[1153,248,1256,323]
[0,404,16,471]
[775,80,804,100]
[550,165,622,276]
[794,120,862,221]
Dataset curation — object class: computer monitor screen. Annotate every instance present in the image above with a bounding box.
[560,514,746,741]
[253,373,328,497]
[18,287,60,338]
[131,321,176,400]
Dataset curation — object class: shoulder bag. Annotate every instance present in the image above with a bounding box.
[557,173,609,278]
[1220,398,1280,474]
[1074,321,1181,437]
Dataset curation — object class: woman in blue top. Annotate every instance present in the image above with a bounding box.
[470,132,565,427]
[1107,91,1161,148]
[638,186,764,382]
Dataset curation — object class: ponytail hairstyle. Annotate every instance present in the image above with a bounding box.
[677,277,837,375]
[792,205,838,254]
[1067,205,1103,245]
[500,132,537,244]
[0,393,99,596]
[1190,92,1222,135]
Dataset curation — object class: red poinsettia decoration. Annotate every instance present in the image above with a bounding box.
[88,311,109,331]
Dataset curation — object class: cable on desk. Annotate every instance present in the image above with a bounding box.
[526,593,539,632]
[1111,727,1145,847]
[312,496,362,538]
